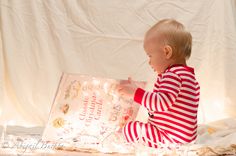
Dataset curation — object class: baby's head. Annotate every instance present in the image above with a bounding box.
[143,19,192,73]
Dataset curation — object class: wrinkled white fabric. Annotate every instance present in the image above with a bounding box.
[0,0,236,126]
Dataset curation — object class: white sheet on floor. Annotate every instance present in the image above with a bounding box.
[0,118,236,155]
[0,0,236,127]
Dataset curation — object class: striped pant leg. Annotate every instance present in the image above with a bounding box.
[122,121,163,148]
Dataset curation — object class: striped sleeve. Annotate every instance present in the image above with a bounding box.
[134,72,182,112]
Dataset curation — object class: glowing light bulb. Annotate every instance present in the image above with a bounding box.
[7,120,16,126]
[103,82,109,93]
[83,92,89,96]
[92,79,100,85]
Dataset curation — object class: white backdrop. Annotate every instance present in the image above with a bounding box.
[0,0,236,126]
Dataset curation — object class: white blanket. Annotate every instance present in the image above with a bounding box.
[1,118,236,155]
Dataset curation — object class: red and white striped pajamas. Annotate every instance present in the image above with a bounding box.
[123,65,200,148]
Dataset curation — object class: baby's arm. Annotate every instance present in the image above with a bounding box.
[134,72,182,112]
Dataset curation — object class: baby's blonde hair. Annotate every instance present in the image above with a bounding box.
[146,19,192,59]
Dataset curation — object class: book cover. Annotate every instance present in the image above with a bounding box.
[42,73,146,150]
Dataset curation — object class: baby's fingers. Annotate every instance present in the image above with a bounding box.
[115,84,123,92]
[128,77,132,83]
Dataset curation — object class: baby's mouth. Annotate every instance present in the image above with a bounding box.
[152,67,156,72]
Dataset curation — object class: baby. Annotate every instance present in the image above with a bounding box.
[118,19,200,148]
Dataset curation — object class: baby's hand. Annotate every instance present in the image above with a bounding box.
[117,77,138,98]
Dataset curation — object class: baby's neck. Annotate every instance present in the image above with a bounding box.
[168,59,187,67]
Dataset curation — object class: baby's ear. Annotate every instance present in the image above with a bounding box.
[164,45,173,59]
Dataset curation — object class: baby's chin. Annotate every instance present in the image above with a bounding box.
[154,69,162,74]
[153,69,160,74]
[152,68,158,73]
[151,67,160,74]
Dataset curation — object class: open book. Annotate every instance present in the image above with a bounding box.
[42,73,146,151]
